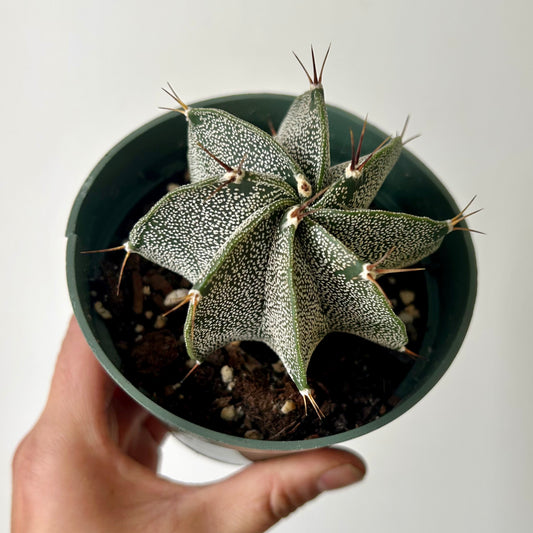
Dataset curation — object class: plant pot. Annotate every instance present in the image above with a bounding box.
[66,93,477,464]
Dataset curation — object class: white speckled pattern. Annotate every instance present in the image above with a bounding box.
[276,88,330,191]
[319,137,404,209]
[187,108,303,191]
[127,89,457,392]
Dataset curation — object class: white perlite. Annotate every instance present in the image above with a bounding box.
[94,301,112,320]
[220,365,235,391]
[220,365,234,385]
[244,429,263,440]
[399,290,415,305]
[164,288,190,307]
[281,399,296,414]
[399,304,420,324]
[220,405,236,421]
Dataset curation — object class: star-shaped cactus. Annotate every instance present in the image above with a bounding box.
[117,49,477,414]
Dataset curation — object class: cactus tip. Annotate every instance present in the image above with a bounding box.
[356,136,391,172]
[400,115,410,139]
[449,196,483,232]
[318,42,332,84]
[350,115,368,171]
[198,143,247,199]
[301,389,325,419]
[399,115,421,145]
[400,346,422,359]
[167,361,202,393]
[80,243,132,296]
[163,289,201,345]
[163,289,201,317]
[292,50,313,86]
[81,244,127,254]
[362,248,425,280]
[161,82,189,116]
[293,44,331,88]
[310,45,318,87]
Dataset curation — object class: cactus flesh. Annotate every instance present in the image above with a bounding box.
[124,51,471,409]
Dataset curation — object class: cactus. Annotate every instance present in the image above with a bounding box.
[111,48,477,415]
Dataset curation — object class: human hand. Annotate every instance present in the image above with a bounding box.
[12,317,365,532]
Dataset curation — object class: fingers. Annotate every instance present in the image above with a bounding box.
[44,316,116,434]
[143,414,169,446]
[186,447,365,533]
[131,415,169,471]
[42,316,169,470]
[109,388,169,447]
[107,388,169,470]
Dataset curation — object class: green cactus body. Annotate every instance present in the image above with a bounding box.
[125,54,467,405]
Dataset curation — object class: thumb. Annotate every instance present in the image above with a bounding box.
[191,447,365,533]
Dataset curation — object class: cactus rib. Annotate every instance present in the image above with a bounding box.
[113,49,481,409]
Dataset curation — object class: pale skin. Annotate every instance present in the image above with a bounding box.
[12,317,366,532]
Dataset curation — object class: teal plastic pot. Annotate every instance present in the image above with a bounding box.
[66,94,477,463]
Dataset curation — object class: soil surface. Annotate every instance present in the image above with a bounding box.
[88,178,428,441]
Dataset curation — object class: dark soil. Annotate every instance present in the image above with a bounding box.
[89,179,428,441]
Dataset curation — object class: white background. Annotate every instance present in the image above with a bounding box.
[2,1,532,531]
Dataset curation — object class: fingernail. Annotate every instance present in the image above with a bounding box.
[317,464,365,492]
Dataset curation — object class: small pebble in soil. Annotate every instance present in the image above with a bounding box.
[90,248,428,441]
[220,365,234,384]
[220,365,235,390]
[399,304,420,325]
[405,304,420,319]
[134,324,145,333]
[164,288,189,307]
[244,429,263,440]
[399,289,416,305]
[164,382,181,395]
[281,400,296,414]
[154,315,167,329]
[94,301,112,320]
[220,405,236,421]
